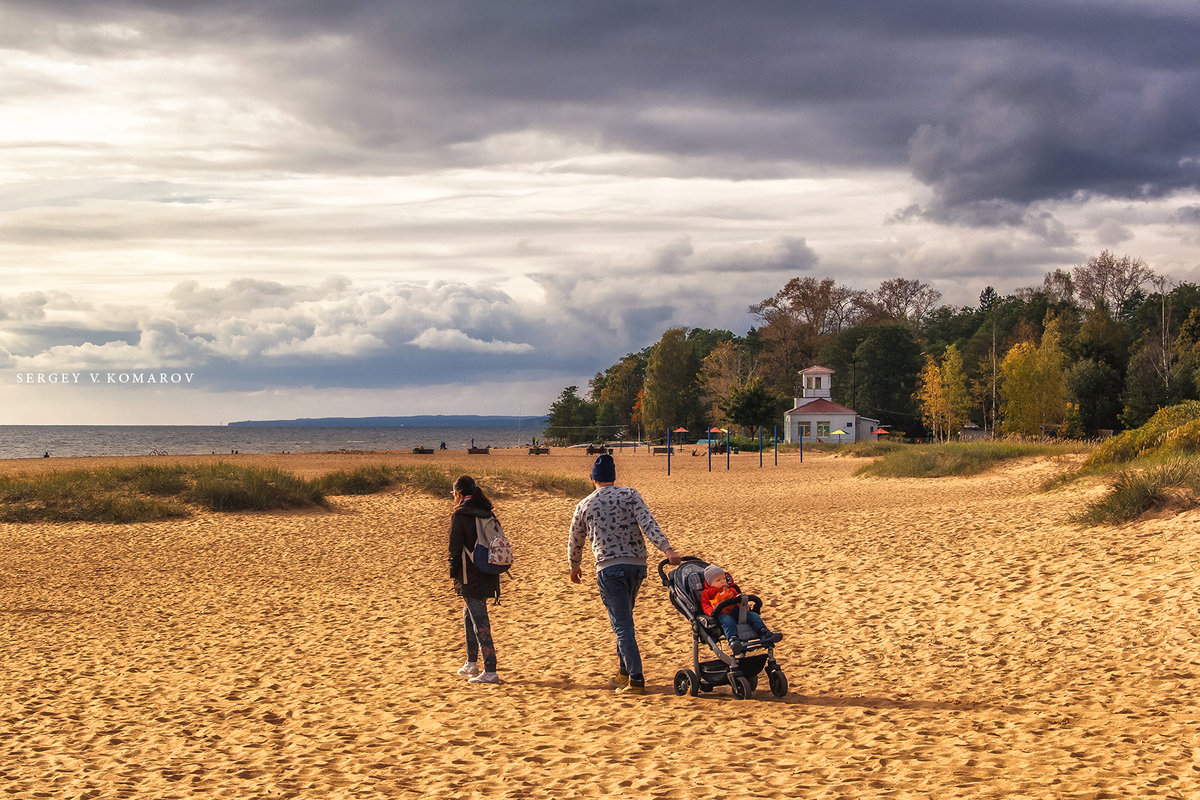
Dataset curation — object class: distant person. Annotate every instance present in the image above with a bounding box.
[43,451,50,458]
[449,475,502,685]
[440,441,447,450]
[567,454,680,695]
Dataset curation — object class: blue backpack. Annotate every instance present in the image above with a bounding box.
[467,516,513,576]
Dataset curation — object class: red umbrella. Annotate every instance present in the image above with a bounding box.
[672,427,689,433]
[872,428,890,435]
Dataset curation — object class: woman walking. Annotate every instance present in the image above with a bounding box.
[448,475,501,684]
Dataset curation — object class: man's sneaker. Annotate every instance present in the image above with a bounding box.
[457,662,481,677]
[615,683,645,696]
[608,671,630,688]
[468,671,500,685]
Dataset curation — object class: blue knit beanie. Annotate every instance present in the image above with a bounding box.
[590,454,616,482]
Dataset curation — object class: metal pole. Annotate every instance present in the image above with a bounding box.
[708,434,712,472]
[667,431,671,476]
[774,425,778,466]
[759,426,763,468]
[726,428,730,471]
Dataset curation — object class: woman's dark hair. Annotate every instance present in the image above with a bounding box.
[453,475,490,508]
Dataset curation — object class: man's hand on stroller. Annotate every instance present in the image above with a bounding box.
[665,547,682,565]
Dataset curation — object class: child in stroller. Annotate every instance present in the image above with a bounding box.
[701,563,783,654]
[658,556,788,700]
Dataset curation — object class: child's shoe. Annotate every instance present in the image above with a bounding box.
[468,671,500,684]
[759,631,783,644]
[457,662,480,677]
[728,638,744,655]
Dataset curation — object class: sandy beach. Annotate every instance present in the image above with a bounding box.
[1,447,1198,799]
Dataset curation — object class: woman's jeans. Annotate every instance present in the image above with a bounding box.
[596,564,647,683]
[463,596,497,672]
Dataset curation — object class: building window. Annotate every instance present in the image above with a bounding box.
[814,377,822,390]
[800,422,811,438]
[817,421,830,437]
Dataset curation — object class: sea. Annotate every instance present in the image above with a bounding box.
[0,424,546,460]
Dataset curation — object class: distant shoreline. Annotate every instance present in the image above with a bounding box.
[227,414,549,428]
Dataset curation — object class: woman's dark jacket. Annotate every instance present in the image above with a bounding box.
[449,494,501,600]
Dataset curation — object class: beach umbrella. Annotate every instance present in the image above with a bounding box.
[831,428,847,443]
[872,428,889,435]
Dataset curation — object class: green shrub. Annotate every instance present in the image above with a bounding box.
[0,459,593,523]
[315,466,399,495]
[188,464,326,511]
[1072,457,1200,525]
[856,440,1088,478]
[1083,400,1200,469]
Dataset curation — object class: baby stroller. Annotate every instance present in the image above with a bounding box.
[658,556,788,700]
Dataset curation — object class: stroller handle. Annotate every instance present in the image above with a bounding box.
[658,555,703,586]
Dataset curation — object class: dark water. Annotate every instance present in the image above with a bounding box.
[0,424,545,460]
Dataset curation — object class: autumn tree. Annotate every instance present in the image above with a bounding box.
[940,344,971,438]
[640,328,700,439]
[1073,250,1155,313]
[999,319,1068,436]
[916,345,970,441]
[856,277,942,330]
[698,339,750,423]
[595,354,644,432]
[916,355,947,440]
[750,276,859,396]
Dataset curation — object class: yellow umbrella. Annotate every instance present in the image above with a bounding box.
[830,428,847,443]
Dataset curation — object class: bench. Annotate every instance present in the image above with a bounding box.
[585,445,608,455]
[528,447,550,455]
[467,447,490,454]
[651,446,674,455]
[412,447,434,454]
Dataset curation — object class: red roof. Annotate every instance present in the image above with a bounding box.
[785,398,856,415]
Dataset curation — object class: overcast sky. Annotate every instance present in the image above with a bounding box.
[3,0,1200,424]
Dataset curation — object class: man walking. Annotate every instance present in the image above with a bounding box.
[568,454,680,695]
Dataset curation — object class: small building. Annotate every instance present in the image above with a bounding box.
[784,365,881,444]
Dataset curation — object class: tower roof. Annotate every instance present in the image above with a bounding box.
[798,365,834,375]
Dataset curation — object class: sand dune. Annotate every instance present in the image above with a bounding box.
[1,448,1197,798]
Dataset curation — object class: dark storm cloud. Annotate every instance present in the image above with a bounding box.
[10,0,1199,211]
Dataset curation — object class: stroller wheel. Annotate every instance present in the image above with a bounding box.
[768,668,789,698]
[673,669,700,697]
[731,675,753,700]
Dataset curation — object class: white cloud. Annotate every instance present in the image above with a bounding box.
[409,328,534,354]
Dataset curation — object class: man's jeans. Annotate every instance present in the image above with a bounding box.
[596,564,647,682]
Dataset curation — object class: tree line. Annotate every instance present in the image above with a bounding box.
[545,251,1200,444]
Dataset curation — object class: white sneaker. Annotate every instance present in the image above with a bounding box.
[468,671,500,685]
[457,662,480,677]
